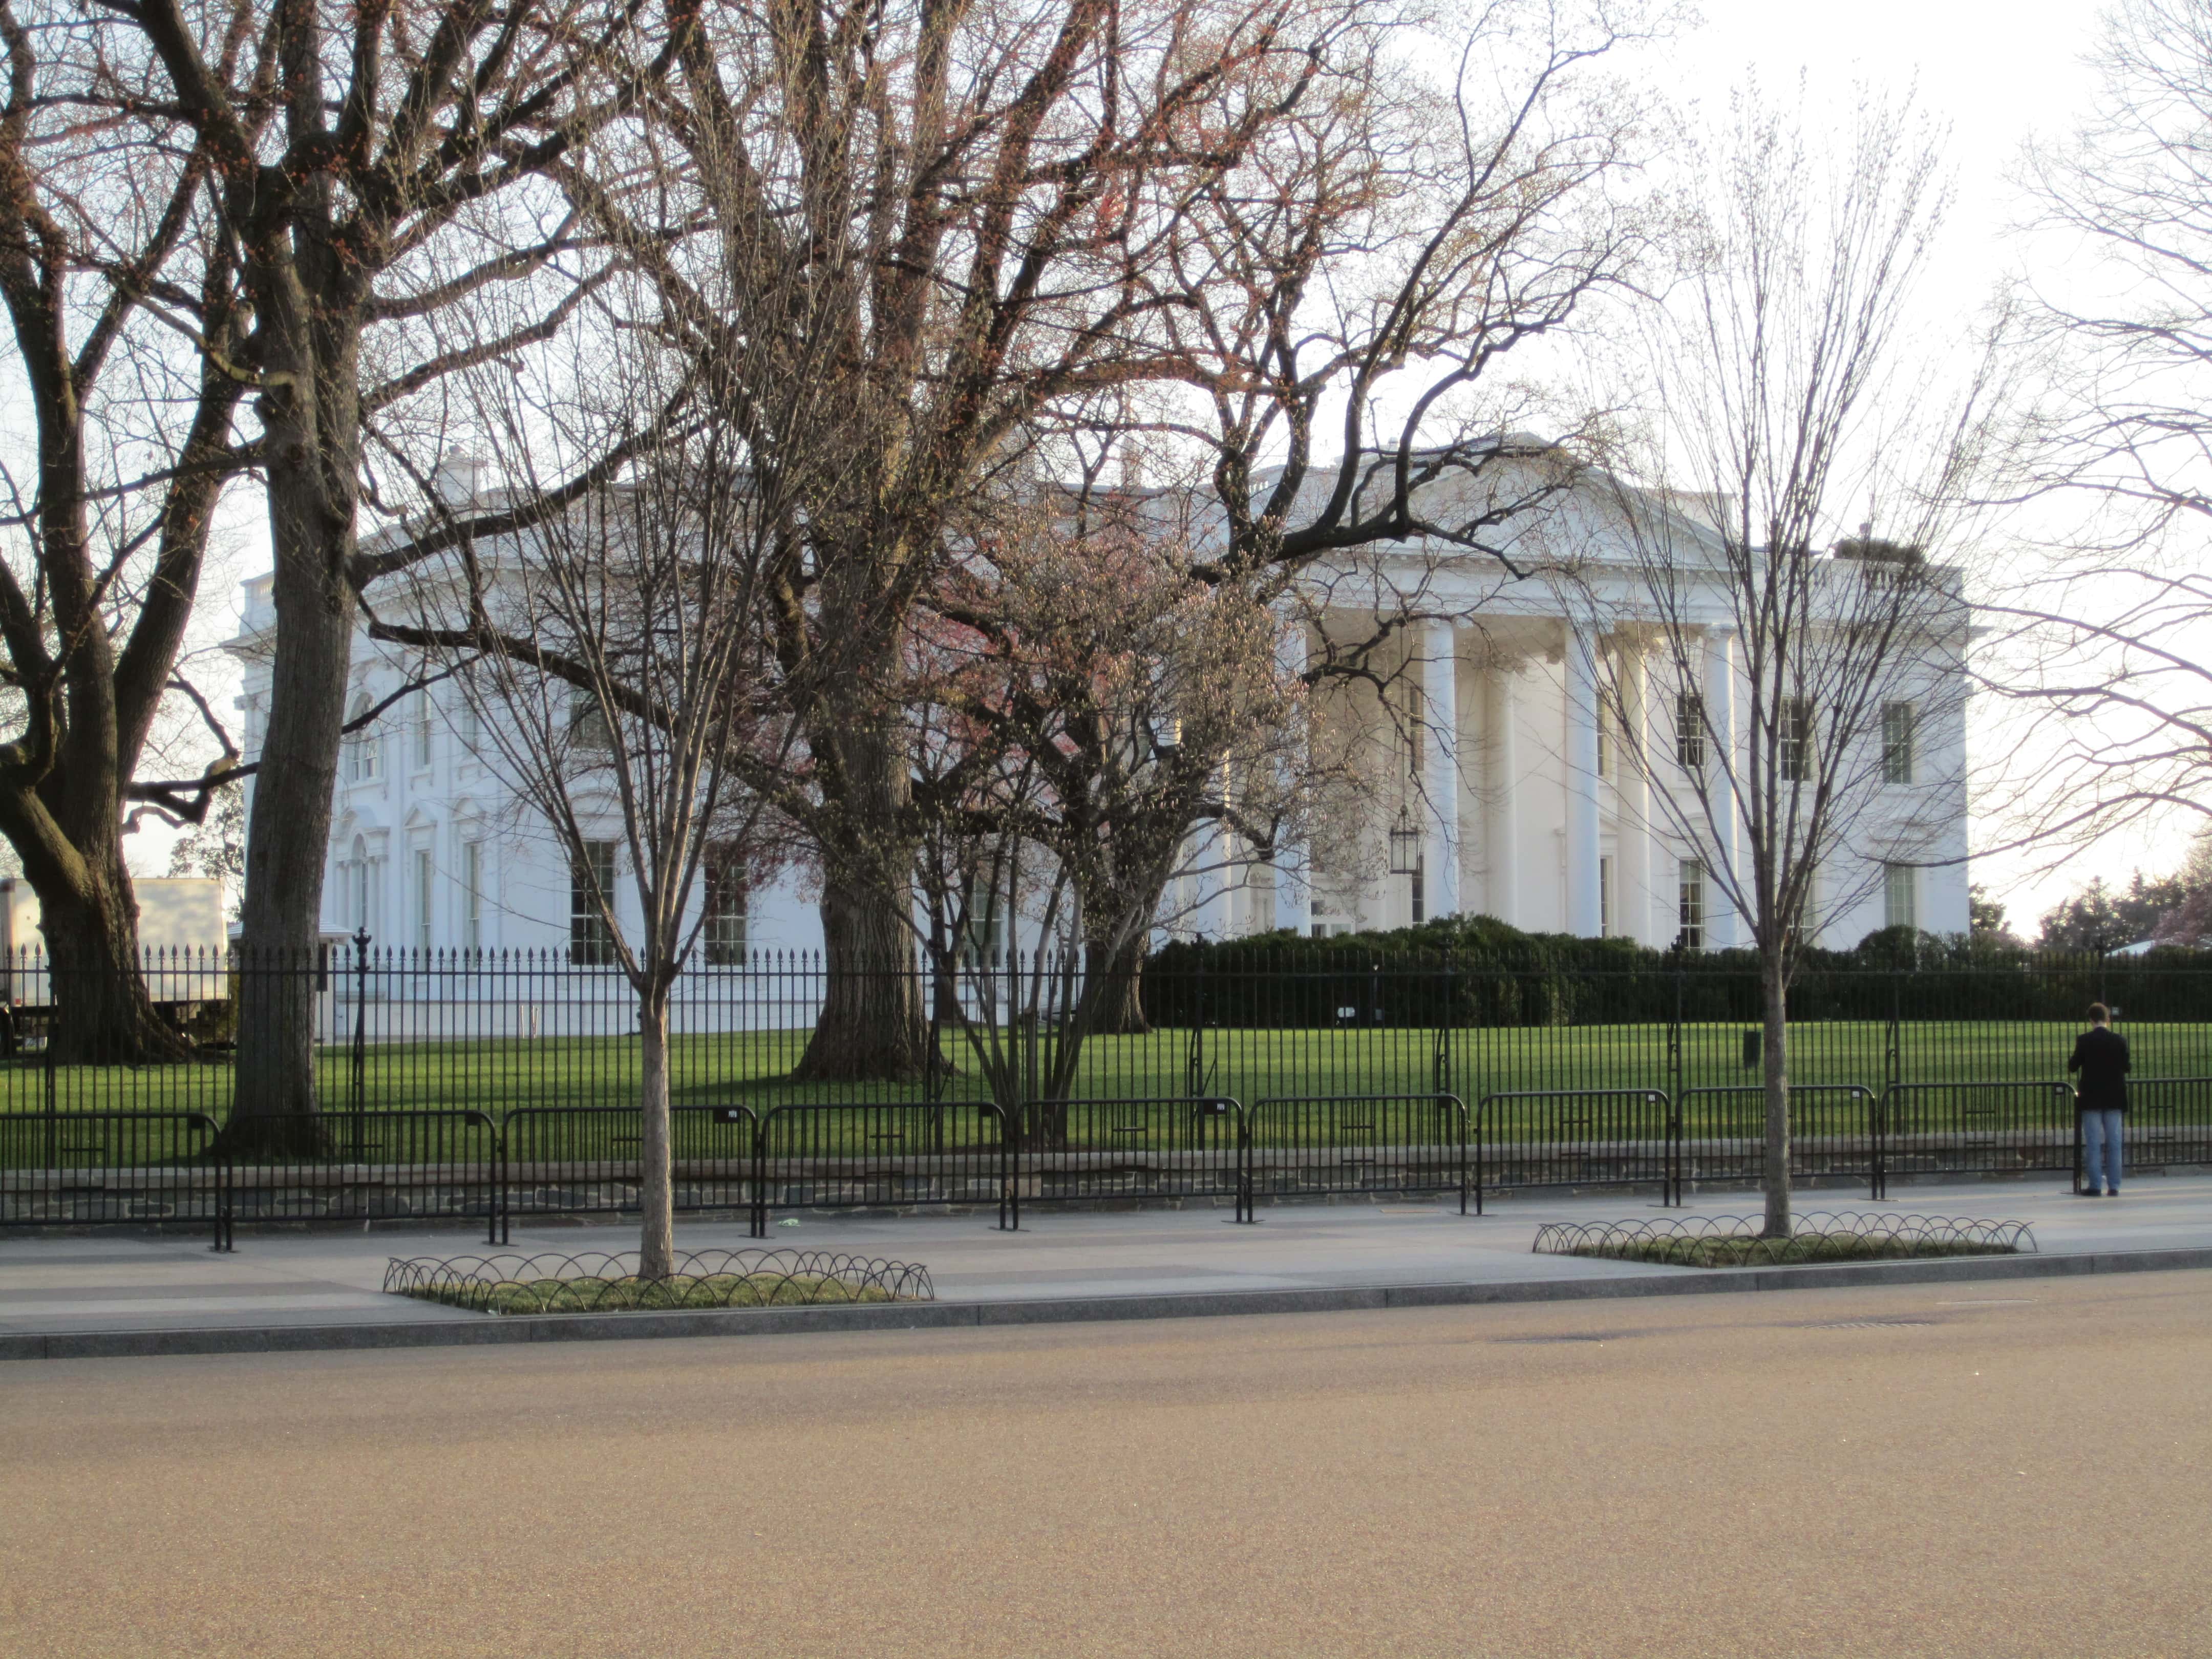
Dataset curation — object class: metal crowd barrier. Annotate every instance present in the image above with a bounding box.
[219,1108,503,1249]
[1477,1089,1676,1203]
[0,1111,224,1245]
[1676,1084,1879,1196]
[1875,1081,2076,1198]
[8,1077,2210,1249]
[498,1103,759,1242]
[1020,1097,1247,1218]
[751,1100,1015,1235]
[1246,1094,1471,1215]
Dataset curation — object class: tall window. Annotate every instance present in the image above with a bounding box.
[570,840,618,965]
[1599,855,1615,937]
[414,848,434,952]
[345,694,380,782]
[1883,862,1918,932]
[457,672,481,755]
[461,841,483,952]
[1677,859,1706,949]
[1779,697,1814,783]
[1882,702,1917,784]
[1675,690,1705,770]
[961,870,1004,958]
[411,688,434,770]
[703,844,749,965]
[350,835,371,933]
[569,688,612,754]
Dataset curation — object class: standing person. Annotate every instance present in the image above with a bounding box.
[2068,1003,2131,1197]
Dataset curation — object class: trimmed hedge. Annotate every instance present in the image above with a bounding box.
[1140,916,2212,1029]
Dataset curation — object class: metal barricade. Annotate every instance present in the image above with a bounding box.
[0,1111,224,1248]
[219,1109,503,1246]
[752,1100,1015,1235]
[1675,1084,1879,1197]
[1876,1081,2076,1195]
[1245,1094,1470,1215]
[2117,1077,2212,1178]
[1477,1089,1675,1203]
[1018,1097,1248,1219]
[497,1104,760,1242]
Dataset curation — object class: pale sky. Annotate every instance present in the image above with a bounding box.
[165,0,2150,933]
[1662,0,2152,933]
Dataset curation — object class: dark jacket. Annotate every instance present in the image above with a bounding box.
[2068,1025,2131,1112]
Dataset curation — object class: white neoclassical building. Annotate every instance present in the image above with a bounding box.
[225,455,1970,964]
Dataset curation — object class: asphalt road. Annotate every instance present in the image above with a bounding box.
[4,1273,2209,1659]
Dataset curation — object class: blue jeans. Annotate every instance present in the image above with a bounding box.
[2080,1109,2125,1193]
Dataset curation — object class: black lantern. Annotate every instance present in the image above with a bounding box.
[1387,805,1421,876]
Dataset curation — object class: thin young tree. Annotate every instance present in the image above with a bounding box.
[372,314,835,1278]
[1568,94,1991,1239]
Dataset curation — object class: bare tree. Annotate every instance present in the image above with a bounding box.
[914,468,1322,1108]
[91,0,654,1142]
[1567,94,1992,1239]
[1008,0,1664,962]
[1975,0,2212,852]
[374,308,835,1278]
[0,5,251,1059]
[580,0,1659,1079]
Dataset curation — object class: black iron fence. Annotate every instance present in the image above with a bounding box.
[6,943,2212,1243]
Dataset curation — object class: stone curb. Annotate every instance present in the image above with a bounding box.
[5,1244,2210,1363]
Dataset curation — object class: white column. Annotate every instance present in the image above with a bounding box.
[1620,646,1652,946]
[1564,626,1603,937]
[1486,659,1519,925]
[1194,790,1232,941]
[1701,627,1738,947]
[1273,623,1312,934]
[1422,622,1462,920]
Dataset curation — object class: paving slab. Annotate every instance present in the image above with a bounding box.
[2,1173,2205,1353]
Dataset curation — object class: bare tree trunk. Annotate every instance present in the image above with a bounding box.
[795,702,928,1080]
[35,863,191,1065]
[796,879,928,1080]
[1081,934,1151,1036]
[230,462,356,1146]
[1761,954,1792,1239]
[638,987,674,1279]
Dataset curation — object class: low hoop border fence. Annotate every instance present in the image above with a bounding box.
[1246,1094,1470,1216]
[1477,1089,1677,1204]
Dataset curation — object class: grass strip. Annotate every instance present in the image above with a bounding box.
[398,1271,899,1316]
[1569,1233,2024,1269]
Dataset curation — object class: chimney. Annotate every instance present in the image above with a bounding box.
[433,452,485,508]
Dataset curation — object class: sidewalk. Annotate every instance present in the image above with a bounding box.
[4,1174,2207,1356]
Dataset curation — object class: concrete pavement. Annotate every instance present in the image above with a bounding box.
[2,1271,2207,1657]
[2,1175,2208,1348]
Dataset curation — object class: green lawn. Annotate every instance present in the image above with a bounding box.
[5,1019,2209,1167]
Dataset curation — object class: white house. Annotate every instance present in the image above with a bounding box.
[225,454,1970,970]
